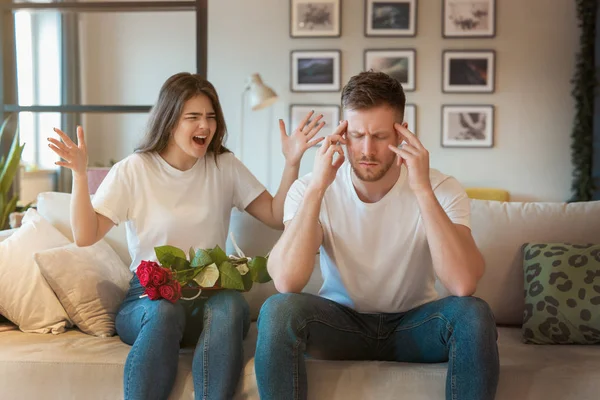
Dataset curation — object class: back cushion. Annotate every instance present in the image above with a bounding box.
[36,192,131,266]
[468,200,600,325]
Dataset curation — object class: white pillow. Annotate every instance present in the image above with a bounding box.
[35,239,133,337]
[0,208,72,334]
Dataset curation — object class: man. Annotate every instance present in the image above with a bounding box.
[255,71,499,400]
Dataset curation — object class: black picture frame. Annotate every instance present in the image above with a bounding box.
[442,50,496,93]
[441,104,495,148]
[290,0,342,38]
[442,0,496,38]
[364,0,418,37]
[290,50,342,92]
[364,48,416,92]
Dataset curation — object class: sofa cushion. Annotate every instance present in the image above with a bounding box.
[467,200,600,325]
[36,192,131,266]
[1,326,600,400]
[521,242,600,344]
[34,240,133,337]
[0,208,72,334]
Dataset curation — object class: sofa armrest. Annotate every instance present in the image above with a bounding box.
[0,228,17,243]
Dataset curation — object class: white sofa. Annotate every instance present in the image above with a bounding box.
[1,191,600,400]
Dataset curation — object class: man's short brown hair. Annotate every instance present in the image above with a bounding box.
[341,71,406,121]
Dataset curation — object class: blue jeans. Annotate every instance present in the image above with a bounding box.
[255,293,499,400]
[115,276,250,400]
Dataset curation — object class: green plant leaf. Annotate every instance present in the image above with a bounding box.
[189,247,195,262]
[0,194,18,229]
[218,261,245,290]
[194,263,219,287]
[242,271,253,291]
[171,256,190,271]
[0,128,25,196]
[248,256,271,283]
[208,245,229,266]
[155,245,187,267]
[192,249,213,268]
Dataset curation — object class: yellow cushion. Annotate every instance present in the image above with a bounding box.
[465,188,510,202]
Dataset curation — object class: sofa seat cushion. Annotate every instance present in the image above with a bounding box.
[2,325,600,400]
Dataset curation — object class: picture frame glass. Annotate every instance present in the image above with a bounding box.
[443,0,495,37]
[291,0,341,37]
[442,106,494,147]
[366,0,417,36]
[443,51,495,93]
[365,49,415,91]
[290,105,341,144]
[292,51,341,92]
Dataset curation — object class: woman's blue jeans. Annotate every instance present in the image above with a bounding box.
[115,276,250,400]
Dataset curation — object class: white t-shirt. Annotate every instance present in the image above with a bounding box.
[92,151,265,272]
[283,162,470,314]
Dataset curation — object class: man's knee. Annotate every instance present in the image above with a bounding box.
[447,296,496,335]
[258,293,313,332]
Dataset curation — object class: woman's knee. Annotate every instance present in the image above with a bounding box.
[205,290,250,325]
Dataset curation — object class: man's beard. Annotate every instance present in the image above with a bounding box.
[349,153,396,182]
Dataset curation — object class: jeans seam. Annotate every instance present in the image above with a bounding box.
[293,337,302,400]
[450,336,457,400]
[297,317,378,340]
[124,307,146,400]
[202,304,212,400]
[392,313,451,333]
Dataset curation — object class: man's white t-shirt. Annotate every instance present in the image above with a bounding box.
[283,162,470,314]
[92,151,265,272]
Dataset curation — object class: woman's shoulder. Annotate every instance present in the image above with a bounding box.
[109,152,155,175]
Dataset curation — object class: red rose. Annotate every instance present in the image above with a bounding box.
[159,281,181,303]
[145,286,161,300]
[136,260,159,287]
[150,266,171,287]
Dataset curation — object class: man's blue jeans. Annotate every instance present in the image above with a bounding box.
[255,293,499,400]
[115,276,250,400]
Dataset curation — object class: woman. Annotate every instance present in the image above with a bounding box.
[47,72,325,400]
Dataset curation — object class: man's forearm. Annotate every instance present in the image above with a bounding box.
[415,190,484,296]
[268,185,325,293]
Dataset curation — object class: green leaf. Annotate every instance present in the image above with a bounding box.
[208,245,229,266]
[218,261,245,290]
[192,249,213,268]
[0,194,18,229]
[189,247,195,262]
[155,245,187,267]
[0,128,24,196]
[242,271,253,292]
[248,256,271,283]
[194,263,219,287]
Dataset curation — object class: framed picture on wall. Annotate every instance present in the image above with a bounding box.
[442,50,495,93]
[291,50,341,92]
[290,0,341,38]
[364,49,416,91]
[364,0,417,37]
[289,104,341,145]
[442,105,494,148]
[404,103,416,134]
[442,0,496,38]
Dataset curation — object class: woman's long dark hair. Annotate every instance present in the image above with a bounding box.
[136,73,230,162]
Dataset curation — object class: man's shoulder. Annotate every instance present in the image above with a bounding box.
[429,168,467,198]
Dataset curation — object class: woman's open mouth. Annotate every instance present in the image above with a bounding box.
[193,135,207,146]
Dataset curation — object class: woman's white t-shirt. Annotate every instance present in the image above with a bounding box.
[92,151,265,272]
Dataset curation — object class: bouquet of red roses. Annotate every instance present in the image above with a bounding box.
[135,241,271,303]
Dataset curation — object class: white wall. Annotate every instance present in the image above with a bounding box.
[208,0,578,202]
[79,11,196,165]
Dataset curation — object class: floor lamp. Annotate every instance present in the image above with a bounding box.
[240,73,279,187]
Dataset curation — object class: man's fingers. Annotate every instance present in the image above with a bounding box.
[331,120,348,143]
[52,128,75,148]
[332,147,345,169]
[394,122,423,150]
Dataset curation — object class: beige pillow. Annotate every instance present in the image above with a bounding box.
[35,239,133,337]
[0,208,72,334]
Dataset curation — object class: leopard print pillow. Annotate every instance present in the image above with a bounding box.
[522,243,600,344]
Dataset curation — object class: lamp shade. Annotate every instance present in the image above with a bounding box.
[246,73,278,111]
